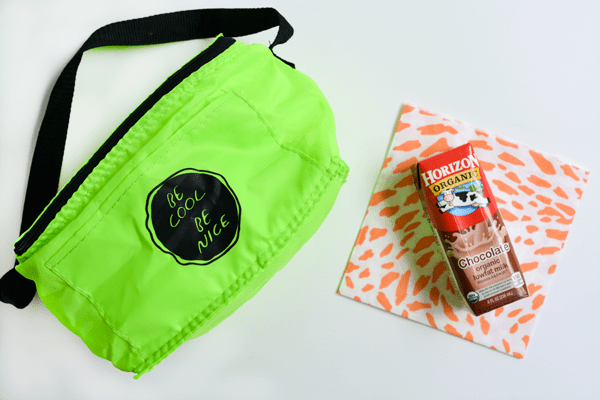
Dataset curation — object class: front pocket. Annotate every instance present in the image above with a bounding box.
[19,88,333,374]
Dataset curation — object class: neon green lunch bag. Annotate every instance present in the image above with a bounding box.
[0,8,348,378]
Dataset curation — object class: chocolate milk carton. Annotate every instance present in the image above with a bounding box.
[412,143,529,316]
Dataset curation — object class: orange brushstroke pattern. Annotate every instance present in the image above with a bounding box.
[432,262,446,283]
[426,313,438,329]
[394,210,420,231]
[345,262,360,273]
[505,171,521,184]
[529,150,556,175]
[394,175,414,188]
[340,105,589,362]
[466,314,475,326]
[493,180,519,195]
[507,309,523,318]
[496,137,518,148]
[521,262,538,272]
[355,226,368,246]
[441,295,459,322]
[381,261,395,269]
[430,286,440,306]
[394,140,421,151]
[399,232,415,247]
[445,324,463,338]
[395,270,411,306]
[380,206,400,217]
[527,175,552,188]
[382,157,392,169]
[418,124,458,135]
[480,316,490,335]
[480,161,495,171]
[416,251,434,267]
[369,228,387,242]
[469,140,493,150]
[498,152,525,166]
[561,164,579,181]
[413,236,436,253]
[420,137,453,158]
[380,243,393,257]
[377,292,392,312]
[370,189,396,206]
[407,301,432,311]
[393,157,418,174]
[380,272,400,289]
[413,275,431,295]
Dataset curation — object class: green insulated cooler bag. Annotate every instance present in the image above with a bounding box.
[0,8,348,377]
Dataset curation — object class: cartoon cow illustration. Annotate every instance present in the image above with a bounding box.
[436,187,489,213]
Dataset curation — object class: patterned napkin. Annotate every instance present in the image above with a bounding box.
[338,105,590,358]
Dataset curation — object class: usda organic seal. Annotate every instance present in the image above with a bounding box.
[466,291,480,304]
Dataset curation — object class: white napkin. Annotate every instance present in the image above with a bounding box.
[338,105,590,358]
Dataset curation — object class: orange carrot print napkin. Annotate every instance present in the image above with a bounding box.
[338,105,590,358]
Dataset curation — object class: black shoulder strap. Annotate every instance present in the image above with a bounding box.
[0,8,293,309]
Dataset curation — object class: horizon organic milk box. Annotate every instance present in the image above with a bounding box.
[412,143,529,315]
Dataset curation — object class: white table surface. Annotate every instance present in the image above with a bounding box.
[1,1,599,399]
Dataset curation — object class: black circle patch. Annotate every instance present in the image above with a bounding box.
[145,169,241,265]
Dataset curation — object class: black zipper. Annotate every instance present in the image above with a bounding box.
[14,36,235,256]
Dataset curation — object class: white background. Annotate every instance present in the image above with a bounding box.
[1,1,599,399]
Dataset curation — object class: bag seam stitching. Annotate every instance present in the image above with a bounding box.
[42,261,149,367]
[230,91,332,177]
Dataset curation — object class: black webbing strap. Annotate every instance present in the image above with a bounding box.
[0,8,294,309]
